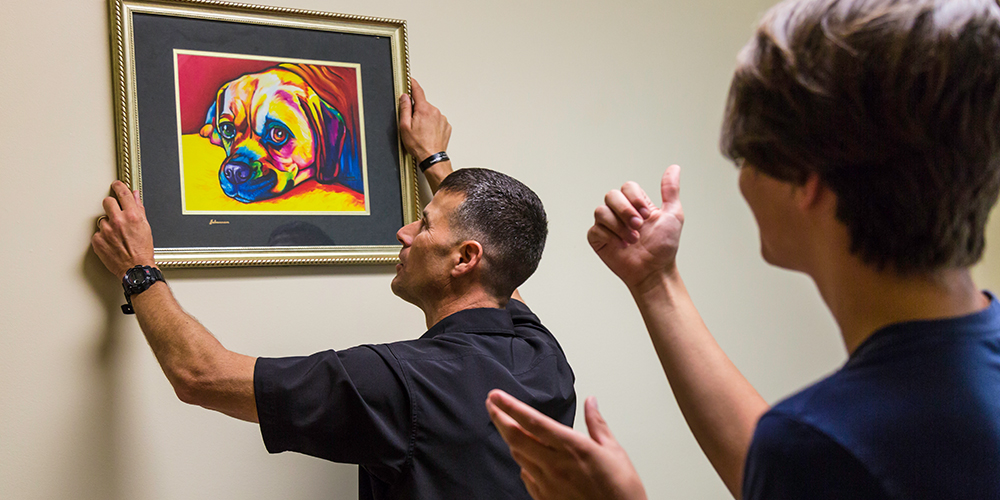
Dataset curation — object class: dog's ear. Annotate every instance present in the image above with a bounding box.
[315,101,364,192]
[315,102,346,184]
[199,91,225,147]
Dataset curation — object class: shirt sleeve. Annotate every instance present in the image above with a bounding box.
[743,412,888,500]
[254,345,411,483]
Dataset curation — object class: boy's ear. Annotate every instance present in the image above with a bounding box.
[795,172,829,211]
[452,240,484,277]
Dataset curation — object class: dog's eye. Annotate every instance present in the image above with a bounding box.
[218,122,236,140]
[268,127,289,146]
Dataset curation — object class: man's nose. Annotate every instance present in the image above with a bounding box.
[397,221,417,245]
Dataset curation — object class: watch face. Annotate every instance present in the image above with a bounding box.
[126,267,146,285]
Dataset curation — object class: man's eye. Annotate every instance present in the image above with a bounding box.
[218,122,236,140]
[267,127,290,146]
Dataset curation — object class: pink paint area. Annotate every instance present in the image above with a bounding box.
[176,54,275,134]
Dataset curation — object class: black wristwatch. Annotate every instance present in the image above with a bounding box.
[121,265,165,314]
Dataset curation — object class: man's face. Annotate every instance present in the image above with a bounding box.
[391,190,466,306]
[738,164,808,271]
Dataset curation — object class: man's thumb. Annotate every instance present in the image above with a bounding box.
[660,164,681,207]
[585,396,615,444]
[399,94,412,127]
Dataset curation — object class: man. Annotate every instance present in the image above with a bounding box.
[486,0,1000,498]
[92,80,575,500]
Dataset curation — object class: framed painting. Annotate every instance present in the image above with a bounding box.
[109,0,417,267]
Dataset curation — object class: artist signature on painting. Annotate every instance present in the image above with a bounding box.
[209,219,230,225]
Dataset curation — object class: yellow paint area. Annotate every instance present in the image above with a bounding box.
[180,133,366,213]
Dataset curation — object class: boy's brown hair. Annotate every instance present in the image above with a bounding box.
[721,0,1000,273]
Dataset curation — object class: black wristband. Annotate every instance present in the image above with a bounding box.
[121,265,165,315]
[419,151,450,172]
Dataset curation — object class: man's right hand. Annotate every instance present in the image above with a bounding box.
[587,165,684,293]
[92,180,156,278]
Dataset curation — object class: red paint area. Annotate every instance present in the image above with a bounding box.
[175,52,360,136]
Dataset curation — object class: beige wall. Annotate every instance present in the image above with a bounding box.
[2,0,998,498]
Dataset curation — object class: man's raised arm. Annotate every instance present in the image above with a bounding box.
[587,165,767,497]
[488,166,768,499]
[398,78,526,305]
[399,78,452,193]
[92,181,259,422]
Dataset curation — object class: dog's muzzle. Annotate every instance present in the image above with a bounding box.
[219,160,278,203]
[223,161,254,185]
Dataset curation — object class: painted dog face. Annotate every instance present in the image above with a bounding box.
[200,68,347,203]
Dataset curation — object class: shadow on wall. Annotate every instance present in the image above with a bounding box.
[79,249,128,499]
[973,211,1000,291]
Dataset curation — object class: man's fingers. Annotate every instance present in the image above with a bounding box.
[487,390,581,448]
[604,189,644,231]
[520,468,544,500]
[112,180,136,212]
[583,396,617,445]
[487,398,564,487]
[594,204,639,245]
[410,78,427,108]
[588,220,630,254]
[510,448,551,491]
[91,231,106,252]
[133,189,145,212]
[102,195,122,219]
[486,398,556,460]
[399,93,413,130]
[95,214,108,233]
[620,181,656,220]
[586,222,610,251]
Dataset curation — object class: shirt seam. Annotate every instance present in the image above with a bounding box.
[381,343,418,485]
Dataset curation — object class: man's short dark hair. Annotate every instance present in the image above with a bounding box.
[720,0,1000,273]
[438,168,547,300]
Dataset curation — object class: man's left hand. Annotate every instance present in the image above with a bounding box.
[486,389,648,500]
[92,180,156,278]
[399,78,451,163]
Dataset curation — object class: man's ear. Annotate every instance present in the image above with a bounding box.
[795,172,830,212]
[452,240,484,278]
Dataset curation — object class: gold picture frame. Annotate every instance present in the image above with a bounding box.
[109,0,417,267]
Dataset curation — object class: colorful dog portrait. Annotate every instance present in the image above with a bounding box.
[174,50,368,214]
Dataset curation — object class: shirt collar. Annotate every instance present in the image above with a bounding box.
[850,290,1000,361]
[420,306,515,340]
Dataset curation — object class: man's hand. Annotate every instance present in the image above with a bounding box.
[92,180,156,278]
[398,78,451,163]
[486,390,648,500]
[587,165,684,293]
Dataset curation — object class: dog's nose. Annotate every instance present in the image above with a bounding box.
[223,162,253,184]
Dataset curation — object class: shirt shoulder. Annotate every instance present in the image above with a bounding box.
[506,298,539,325]
[254,346,411,480]
[750,296,1000,500]
[743,411,889,500]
